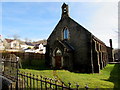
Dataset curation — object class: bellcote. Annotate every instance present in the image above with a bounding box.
[61,3,69,18]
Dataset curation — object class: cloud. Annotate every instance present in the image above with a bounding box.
[68,2,118,48]
[87,2,118,48]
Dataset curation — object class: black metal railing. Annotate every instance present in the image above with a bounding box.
[18,71,89,90]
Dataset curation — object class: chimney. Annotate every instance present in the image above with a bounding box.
[109,39,114,62]
[109,39,113,49]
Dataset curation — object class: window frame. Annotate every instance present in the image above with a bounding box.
[62,27,69,40]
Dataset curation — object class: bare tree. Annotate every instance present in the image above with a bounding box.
[25,37,28,42]
[12,34,20,40]
[24,38,32,42]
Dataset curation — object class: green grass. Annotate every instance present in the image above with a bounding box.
[19,64,120,89]
[56,64,114,88]
[18,70,56,89]
[19,69,54,79]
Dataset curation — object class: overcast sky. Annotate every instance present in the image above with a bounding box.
[0,0,118,48]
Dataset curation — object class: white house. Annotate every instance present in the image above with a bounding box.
[35,43,46,54]
[4,39,20,50]
[11,40,20,49]
[20,42,34,50]
[0,35,5,50]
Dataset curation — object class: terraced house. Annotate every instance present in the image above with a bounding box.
[46,3,113,73]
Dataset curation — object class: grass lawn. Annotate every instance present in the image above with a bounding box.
[57,64,120,88]
[19,69,55,79]
[19,64,120,89]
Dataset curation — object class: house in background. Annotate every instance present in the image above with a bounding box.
[4,39,20,50]
[2,38,47,53]
[114,49,120,62]
[34,40,47,54]
[46,3,112,73]
[19,41,28,50]
[20,42,34,50]
[20,42,35,52]
[25,42,34,49]
[35,43,46,54]
[0,35,5,50]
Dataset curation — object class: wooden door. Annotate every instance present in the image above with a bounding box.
[55,56,61,68]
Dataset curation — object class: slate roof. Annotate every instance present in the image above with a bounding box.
[25,42,34,46]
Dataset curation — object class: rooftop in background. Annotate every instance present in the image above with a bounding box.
[5,38,14,43]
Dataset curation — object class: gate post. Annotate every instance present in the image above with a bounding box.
[16,57,19,90]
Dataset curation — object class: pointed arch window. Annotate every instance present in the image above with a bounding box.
[63,28,69,39]
[56,49,62,56]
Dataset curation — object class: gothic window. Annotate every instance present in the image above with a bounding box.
[63,28,69,39]
[56,49,62,56]
[54,49,62,56]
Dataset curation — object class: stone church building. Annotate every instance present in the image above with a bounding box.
[46,3,110,73]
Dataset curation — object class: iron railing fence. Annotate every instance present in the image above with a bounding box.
[18,71,89,90]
